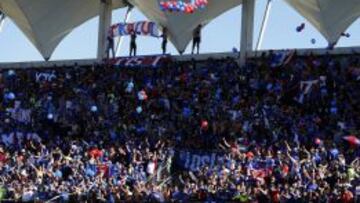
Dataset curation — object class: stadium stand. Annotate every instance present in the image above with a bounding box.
[0,52,359,202]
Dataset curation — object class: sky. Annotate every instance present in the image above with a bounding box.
[0,0,359,63]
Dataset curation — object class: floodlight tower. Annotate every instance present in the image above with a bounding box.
[97,0,113,60]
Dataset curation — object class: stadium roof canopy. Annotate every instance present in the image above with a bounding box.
[285,0,360,45]
[0,0,127,60]
[130,0,242,53]
[0,0,359,60]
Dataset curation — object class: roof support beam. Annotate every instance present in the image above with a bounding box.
[239,0,255,66]
[97,0,113,60]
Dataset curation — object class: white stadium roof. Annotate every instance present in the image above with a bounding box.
[130,0,242,53]
[0,0,126,59]
[285,0,360,45]
[0,0,359,60]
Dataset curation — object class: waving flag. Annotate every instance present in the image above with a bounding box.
[270,50,295,67]
[110,21,159,38]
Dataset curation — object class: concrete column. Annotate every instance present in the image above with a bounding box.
[97,0,113,60]
[239,0,255,66]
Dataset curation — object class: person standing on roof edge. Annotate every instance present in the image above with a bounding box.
[192,24,202,55]
[106,30,115,59]
[129,29,137,57]
[161,27,168,55]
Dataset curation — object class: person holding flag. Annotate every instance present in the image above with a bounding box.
[129,29,137,57]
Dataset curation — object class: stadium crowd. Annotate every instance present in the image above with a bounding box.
[0,52,359,202]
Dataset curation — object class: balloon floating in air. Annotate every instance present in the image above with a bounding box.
[159,0,209,14]
[341,32,351,38]
[296,23,305,32]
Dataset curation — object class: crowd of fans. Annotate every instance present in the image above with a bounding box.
[0,52,359,202]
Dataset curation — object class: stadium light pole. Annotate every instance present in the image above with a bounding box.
[97,0,113,60]
[239,0,255,66]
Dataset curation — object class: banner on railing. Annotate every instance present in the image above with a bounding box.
[108,55,171,68]
[173,150,227,172]
[110,21,159,38]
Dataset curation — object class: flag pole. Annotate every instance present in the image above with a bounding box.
[115,5,133,57]
[0,12,6,32]
[256,0,272,51]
